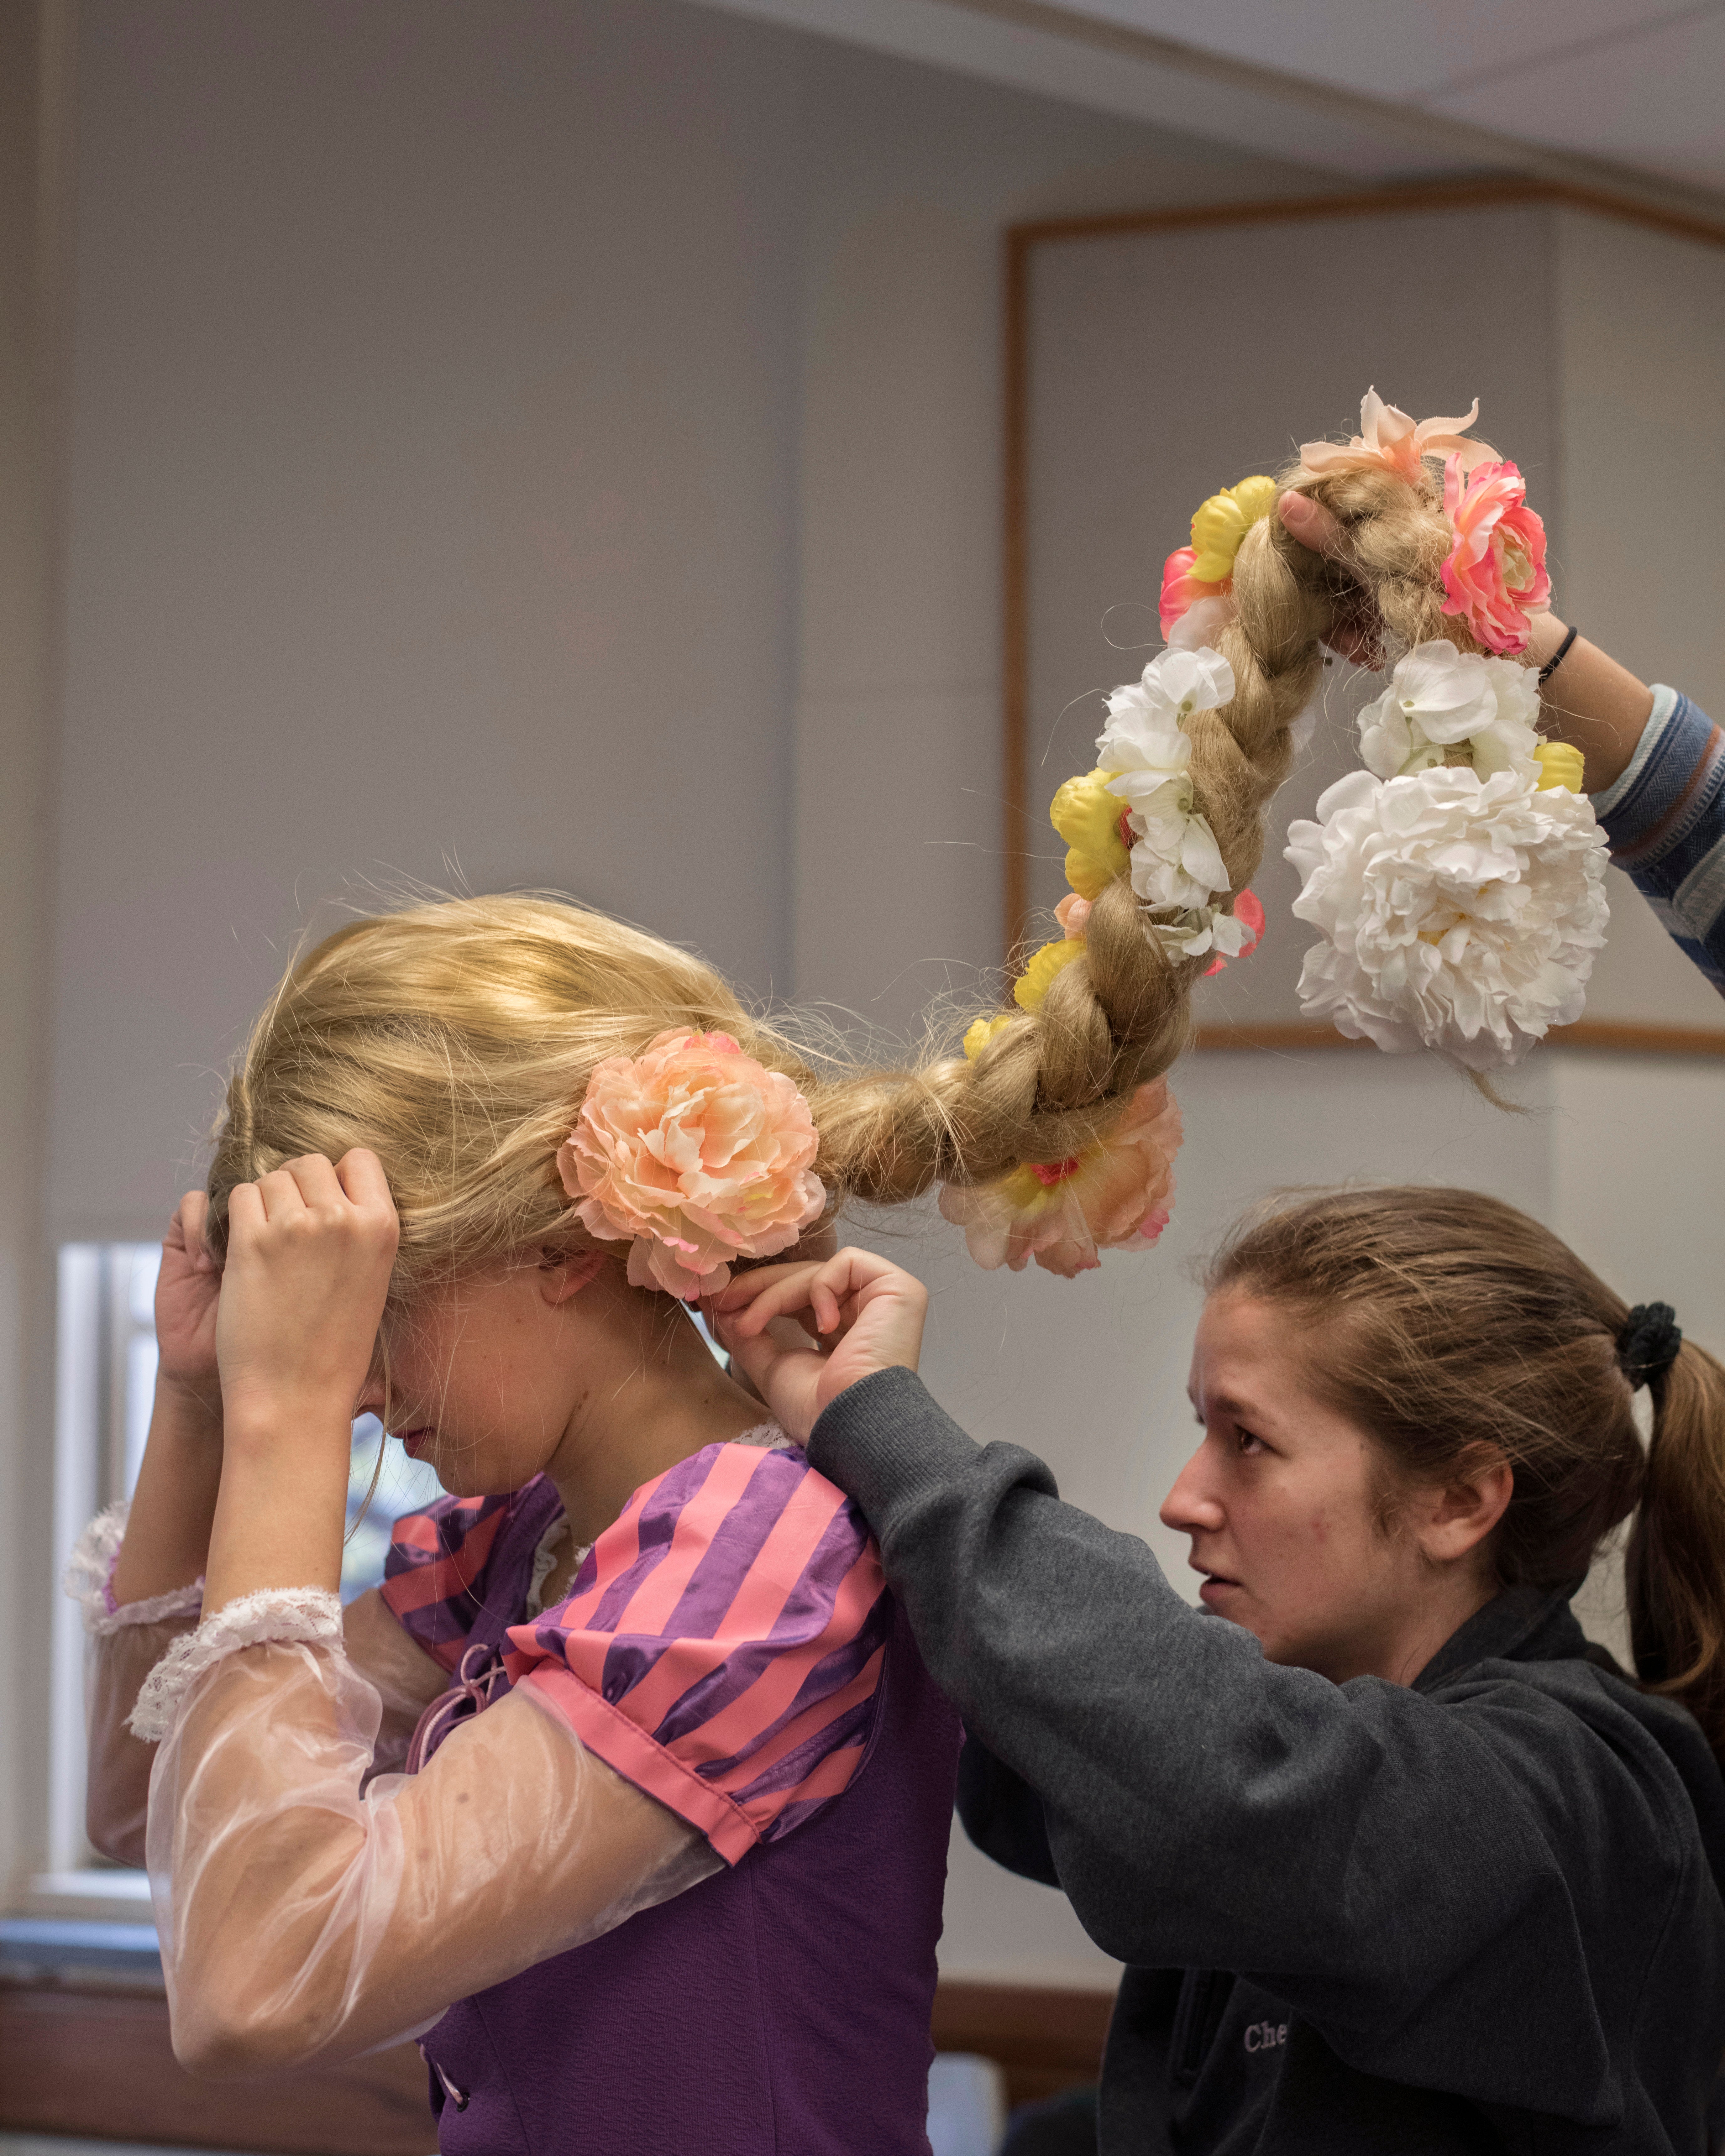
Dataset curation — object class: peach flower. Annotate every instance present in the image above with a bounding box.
[1439,455,1552,657]
[558,1029,826,1298]
[938,1080,1183,1279]
[1299,389,1492,484]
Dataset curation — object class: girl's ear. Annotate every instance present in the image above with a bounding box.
[537,1249,607,1305]
[1415,1449,1513,1567]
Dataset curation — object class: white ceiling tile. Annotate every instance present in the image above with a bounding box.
[1430,9,1725,191]
[1028,0,1714,101]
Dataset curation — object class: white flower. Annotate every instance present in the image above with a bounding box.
[1358,640,1541,786]
[1151,904,1255,963]
[1097,646,1235,915]
[1098,645,1234,774]
[1285,765,1609,1071]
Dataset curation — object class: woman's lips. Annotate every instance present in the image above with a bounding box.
[395,1428,434,1458]
[1197,1574,1240,1606]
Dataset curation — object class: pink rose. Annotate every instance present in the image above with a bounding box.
[1159,546,1226,639]
[558,1030,826,1298]
[938,1079,1183,1279]
[1439,456,1551,657]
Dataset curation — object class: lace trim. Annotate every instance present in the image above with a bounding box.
[64,1500,205,1637]
[524,1519,570,1621]
[128,1586,344,1743]
[732,1422,793,1452]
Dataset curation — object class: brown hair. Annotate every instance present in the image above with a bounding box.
[1206,1185,1725,1766]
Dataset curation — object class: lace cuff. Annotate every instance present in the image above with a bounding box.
[130,1586,343,1744]
[65,1500,204,1638]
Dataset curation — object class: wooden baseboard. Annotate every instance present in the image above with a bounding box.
[933,1979,1113,2109]
[0,1984,432,2156]
[1,1975,1111,2147]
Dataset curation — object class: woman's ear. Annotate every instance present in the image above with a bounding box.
[537,1248,607,1305]
[1414,1450,1513,1567]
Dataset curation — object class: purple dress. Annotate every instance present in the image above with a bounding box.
[381,1442,962,2154]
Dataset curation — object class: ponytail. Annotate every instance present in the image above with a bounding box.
[1628,1340,1725,1767]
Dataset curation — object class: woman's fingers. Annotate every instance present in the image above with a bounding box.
[1278,489,1344,557]
[1278,489,1383,670]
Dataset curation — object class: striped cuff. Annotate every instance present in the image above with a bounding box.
[1594,686,1725,993]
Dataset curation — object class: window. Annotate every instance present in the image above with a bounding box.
[44,1243,443,1894]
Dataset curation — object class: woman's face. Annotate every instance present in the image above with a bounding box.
[1161,1289,1467,1685]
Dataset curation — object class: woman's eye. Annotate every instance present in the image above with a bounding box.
[1235,1427,1266,1456]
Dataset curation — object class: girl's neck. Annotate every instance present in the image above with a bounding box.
[545,1299,770,1550]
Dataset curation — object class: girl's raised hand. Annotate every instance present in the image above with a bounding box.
[215,1150,399,1440]
[155,1191,224,1418]
[708,1248,927,1444]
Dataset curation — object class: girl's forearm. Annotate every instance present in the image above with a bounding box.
[111,1381,226,1604]
[201,1405,351,1612]
[1526,614,1656,794]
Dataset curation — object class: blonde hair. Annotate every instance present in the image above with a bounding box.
[1208,1187,1725,1771]
[948,451,1502,1175]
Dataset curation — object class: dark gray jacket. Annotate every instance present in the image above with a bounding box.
[809,1367,1725,2154]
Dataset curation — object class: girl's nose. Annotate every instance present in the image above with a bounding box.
[1160,1442,1226,1535]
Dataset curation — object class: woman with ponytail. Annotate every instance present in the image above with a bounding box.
[718,1191,1725,2154]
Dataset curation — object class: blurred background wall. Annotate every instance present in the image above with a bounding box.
[4,0,1724,2002]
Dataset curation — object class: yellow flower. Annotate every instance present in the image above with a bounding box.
[1534,740,1586,793]
[1015,938,1083,1013]
[1188,475,1277,583]
[1051,769,1130,899]
[963,1013,1014,1061]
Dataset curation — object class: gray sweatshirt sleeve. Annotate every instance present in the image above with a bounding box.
[808,1367,1698,2103]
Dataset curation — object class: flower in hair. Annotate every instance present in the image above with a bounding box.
[1439,456,1551,657]
[1285,767,1608,1070]
[1098,645,1235,914]
[1015,938,1084,1013]
[559,1030,826,1297]
[1050,770,1131,901]
[1298,388,1492,483]
[938,1080,1183,1279]
[1203,889,1264,976]
[1356,641,1542,786]
[1159,477,1276,636]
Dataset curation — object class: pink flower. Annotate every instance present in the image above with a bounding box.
[938,1080,1183,1279]
[1203,888,1265,976]
[1159,546,1226,639]
[558,1030,826,1298]
[1439,456,1552,657]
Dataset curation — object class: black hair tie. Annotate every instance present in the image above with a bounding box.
[1539,625,1581,685]
[1618,1302,1682,1389]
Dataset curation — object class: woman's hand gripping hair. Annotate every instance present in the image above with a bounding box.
[709,1248,928,1445]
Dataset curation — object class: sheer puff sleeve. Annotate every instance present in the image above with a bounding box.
[503,1440,892,1864]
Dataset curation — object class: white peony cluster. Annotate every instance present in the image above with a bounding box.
[1286,665,1609,1069]
[1356,639,1543,785]
[1097,645,1248,959]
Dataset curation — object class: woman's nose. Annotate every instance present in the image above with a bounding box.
[1160,1442,1225,1534]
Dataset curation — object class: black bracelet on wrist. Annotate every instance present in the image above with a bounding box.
[1539,625,1581,685]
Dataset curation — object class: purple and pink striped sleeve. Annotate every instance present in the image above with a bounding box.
[502,1443,891,1865]
[381,1490,516,1672]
